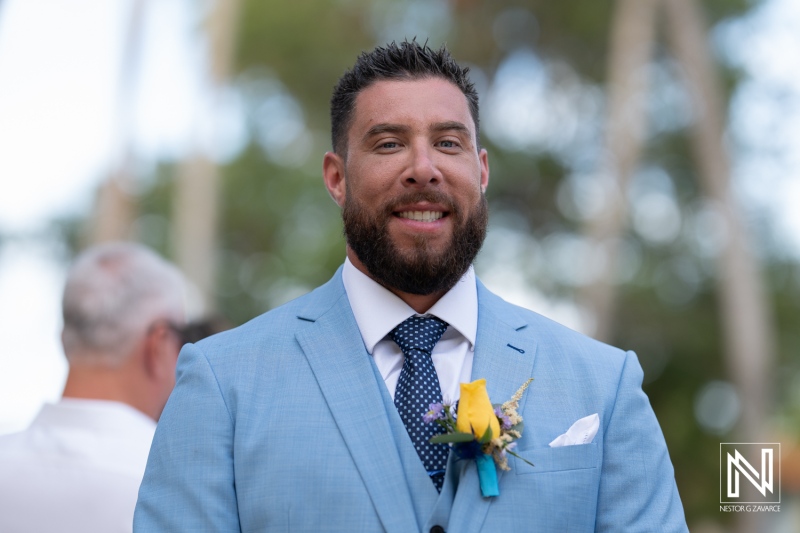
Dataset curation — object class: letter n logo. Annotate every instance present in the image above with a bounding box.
[720,443,780,504]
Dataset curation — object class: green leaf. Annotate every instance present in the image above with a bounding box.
[479,425,493,444]
[430,432,475,444]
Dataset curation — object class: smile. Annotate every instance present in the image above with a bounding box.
[397,211,445,222]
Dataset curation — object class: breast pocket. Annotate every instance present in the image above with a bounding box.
[513,442,598,475]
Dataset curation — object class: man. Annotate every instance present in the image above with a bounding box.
[0,242,186,533]
[135,41,688,532]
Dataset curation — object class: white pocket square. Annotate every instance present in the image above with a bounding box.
[549,413,600,447]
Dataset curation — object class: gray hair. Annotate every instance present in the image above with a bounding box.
[61,242,186,364]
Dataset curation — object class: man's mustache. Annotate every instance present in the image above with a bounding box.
[381,191,459,216]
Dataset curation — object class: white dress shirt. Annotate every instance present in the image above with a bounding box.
[342,258,477,403]
[0,398,156,533]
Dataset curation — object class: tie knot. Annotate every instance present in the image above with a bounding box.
[390,315,448,356]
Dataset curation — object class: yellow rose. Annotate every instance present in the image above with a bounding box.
[456,379,501,441]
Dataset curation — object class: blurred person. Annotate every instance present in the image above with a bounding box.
[0,242,186,533]
[135,41,687,532]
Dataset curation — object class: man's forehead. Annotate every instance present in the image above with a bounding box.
[350,77,474,132]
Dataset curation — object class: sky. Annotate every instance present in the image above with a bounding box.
[0,0,799,434]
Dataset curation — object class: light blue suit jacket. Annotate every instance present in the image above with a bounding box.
[134,268,688,532]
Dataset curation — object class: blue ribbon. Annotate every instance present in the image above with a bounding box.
[475,453,499,497]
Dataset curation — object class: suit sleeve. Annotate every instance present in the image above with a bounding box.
[595,351,688,533]
[134,343,240,532]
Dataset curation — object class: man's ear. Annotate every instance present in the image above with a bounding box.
[142,324,171,380]
[323,151,346,207]
[479,148,490,194]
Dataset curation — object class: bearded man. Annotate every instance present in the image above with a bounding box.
[135,40,688,532]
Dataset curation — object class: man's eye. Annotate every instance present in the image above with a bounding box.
[380,142,398,149]
[439,140,458,148]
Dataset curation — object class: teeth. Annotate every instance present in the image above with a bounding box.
[398,211,444,222]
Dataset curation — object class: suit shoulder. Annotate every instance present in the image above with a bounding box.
[494,295,639,400]
[481,284,629,366]
[192,273,345,355]
[525,306,623,359]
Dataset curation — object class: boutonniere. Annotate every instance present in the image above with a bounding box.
[424,377,534,497]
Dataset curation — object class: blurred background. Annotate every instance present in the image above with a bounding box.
[1,0,799,530]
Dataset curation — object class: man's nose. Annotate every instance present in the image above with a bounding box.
[402,145,443,187]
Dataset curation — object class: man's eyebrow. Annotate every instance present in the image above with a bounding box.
[362,123,411,142]
[430,121,470,135]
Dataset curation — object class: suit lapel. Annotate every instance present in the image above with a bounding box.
[449,281,538,532]
[471,282,537,403]
[294,272,419,533]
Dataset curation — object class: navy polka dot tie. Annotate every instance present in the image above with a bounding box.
[390,315,449,492]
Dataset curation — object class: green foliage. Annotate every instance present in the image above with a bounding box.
[616,276,727,522]
[430,432,475,444]
[215,142,344,324]
[769,260,800,435]
[236,0,375,132]
[135,164,177,257]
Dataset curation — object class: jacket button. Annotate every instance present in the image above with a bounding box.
[430,527,445,533]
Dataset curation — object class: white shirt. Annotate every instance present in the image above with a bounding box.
[0,398,157,533]
[342,258,477,403]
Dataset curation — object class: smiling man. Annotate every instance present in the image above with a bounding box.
[135,41,688,532]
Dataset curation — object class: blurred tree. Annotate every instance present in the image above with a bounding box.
[172,0,242,313]
[571,0,775,497]
[663,0,774,447]
[86,0,148,246]
[577,0,660,341]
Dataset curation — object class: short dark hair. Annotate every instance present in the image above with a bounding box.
[330,39,480,155]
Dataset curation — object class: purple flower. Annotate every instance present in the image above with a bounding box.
[423,402,445,424]
[495,407,512,430]
[500,441,518,458]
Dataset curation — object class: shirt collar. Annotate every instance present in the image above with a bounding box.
[342,258,478,354]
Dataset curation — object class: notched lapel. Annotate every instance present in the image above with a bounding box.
[294,279,419,533]
[471,282,537,415]
[449,283,538,532]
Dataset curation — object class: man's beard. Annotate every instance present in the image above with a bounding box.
[342,189,488,296]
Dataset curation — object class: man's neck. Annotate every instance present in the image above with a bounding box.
[61,358,157,421]
[345,249,447,314]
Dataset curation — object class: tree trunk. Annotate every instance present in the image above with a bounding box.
[577,0,660,341]
[87,169,138,245]
[662,1,774,529]
[86,0,147,246]
[172,0,241,313]
[663,0,774,443]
